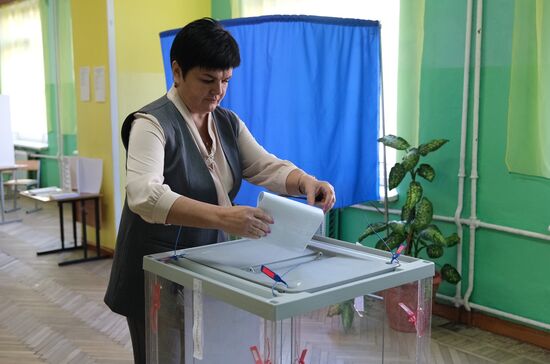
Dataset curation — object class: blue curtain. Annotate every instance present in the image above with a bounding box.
[159,15,380,208]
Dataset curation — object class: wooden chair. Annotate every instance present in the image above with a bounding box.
[3,159,42,213]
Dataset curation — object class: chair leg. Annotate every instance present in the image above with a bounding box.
[24,185,41,214]
[3,186,20,213]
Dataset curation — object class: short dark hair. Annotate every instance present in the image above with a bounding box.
[170,18,241,77]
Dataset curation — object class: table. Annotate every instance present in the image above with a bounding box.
[0,164,26,225]
[20,190,110,266]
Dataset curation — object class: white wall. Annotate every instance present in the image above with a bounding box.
[0,95,15,166]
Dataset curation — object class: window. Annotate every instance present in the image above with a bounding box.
[0,0,48,148]
[240,0,399,200]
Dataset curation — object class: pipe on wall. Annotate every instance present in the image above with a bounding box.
[353,205,550,243]
[463,0,484,312]
[436,293,550,331]
[454,0,473,308]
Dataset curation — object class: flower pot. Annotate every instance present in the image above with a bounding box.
[382,273,440,333]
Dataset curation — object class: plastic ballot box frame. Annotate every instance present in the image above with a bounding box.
[143,235,434,364]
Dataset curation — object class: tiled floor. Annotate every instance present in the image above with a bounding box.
[431,316,550,363]
[0,198,549,363]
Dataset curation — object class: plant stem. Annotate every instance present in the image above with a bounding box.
[406,228,414,256]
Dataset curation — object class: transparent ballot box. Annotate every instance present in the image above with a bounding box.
[144,235,434,364]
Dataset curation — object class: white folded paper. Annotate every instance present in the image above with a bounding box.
[257,192,325,251]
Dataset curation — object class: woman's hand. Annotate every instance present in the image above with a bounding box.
[219,206,274,239]
[166,196,273,239]
[299,175,336,213]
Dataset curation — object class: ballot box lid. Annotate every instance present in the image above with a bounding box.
[178,239,397,293]
[143,235,434,320]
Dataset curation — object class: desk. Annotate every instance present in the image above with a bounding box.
[20,191,110,266]
[0,164,25,225]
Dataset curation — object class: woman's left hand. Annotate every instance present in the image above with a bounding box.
[300,176,336,213]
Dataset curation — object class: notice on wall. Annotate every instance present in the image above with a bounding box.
[93,66,105,102]
[79,66,90,102]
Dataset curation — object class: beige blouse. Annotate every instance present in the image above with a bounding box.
[125,86,300,224]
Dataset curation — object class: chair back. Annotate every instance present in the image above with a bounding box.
[24,160,40,183]
[9,159,40,187]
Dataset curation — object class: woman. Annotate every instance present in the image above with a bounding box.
[104,17,335,363]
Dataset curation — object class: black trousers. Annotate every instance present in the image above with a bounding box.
[127,315,146,364]
[127,284,185,364]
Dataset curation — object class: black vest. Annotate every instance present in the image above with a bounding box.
[104,95,242,317]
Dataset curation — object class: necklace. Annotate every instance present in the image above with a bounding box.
[203,136,214,169]
[205,146,215,169]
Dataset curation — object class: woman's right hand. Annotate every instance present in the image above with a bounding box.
[220,206,274,239]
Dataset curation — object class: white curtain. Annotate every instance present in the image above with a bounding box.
[0,0,48,147]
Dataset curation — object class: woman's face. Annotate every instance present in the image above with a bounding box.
[173,63,232,115]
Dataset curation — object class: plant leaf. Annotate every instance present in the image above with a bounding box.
[419,224,446,245]
[374,232,402,251]
[418,139,449,156]
[374,238,387,250]
[401,181,422,222]
[340,300,355,332]
[418,238,429,247]
[441,264,461,284]
[426,244,444,258]
[327,304,342,317]
[401,205,416,223]
[378,135,410,150]
[445,233,460,247]
[388,220,407,236]
[412,197,433,231]
[417,163,435,182]
[357,222,388,243]
[401,148,420,171]
[388,163,407,190]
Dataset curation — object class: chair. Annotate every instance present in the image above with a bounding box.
[3,159,42,213]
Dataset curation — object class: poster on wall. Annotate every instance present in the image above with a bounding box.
[0,95,15,166]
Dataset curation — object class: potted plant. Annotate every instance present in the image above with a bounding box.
[358,135,461,331]
[358,135,461,281]
[328,135,461,333]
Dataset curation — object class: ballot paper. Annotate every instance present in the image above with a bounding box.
[176,192,397,293]
[257,192,324,251]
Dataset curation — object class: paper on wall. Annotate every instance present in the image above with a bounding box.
[93,66,105,102]
[257,192,324,251]
[79,67,90,102]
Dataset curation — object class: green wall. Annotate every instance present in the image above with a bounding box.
[341,0,550,328]
[212,0,232,20]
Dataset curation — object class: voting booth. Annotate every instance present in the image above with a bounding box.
[143,194,434,363]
